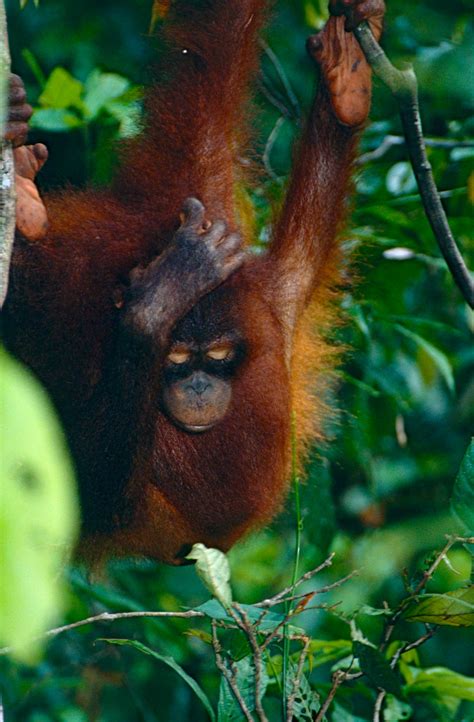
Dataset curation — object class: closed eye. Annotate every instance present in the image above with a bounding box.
[167,350,191,365]
[206,347,234,361]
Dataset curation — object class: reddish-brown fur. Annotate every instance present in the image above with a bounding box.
[3,0,383,564]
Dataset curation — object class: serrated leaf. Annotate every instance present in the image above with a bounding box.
[217,656,268,722]
[286,668,320,721]
[451,439,474,535]
[104,639,216,721]
[406,667,474,701]
[0,350,78,661]
[404,587,474,627]
[353,642,403,697]
[187,544,232,608]
[38,67,84,110]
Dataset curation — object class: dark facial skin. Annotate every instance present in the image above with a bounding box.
[161,291,246,432]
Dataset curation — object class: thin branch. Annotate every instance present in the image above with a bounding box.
[0,2,16,308]
[257,553,336,607]
[286,636,311,722]
[373,690,386,722]
[412,535,460,596]
[263,114,286,181]
[211,621,254,722]
[259,39,301,122]
[357,134,474,165]
[232,605,269,722]
[314,670,347,722]
[0,609,205,656]
[389,627,435,670]
[353,22,474,308]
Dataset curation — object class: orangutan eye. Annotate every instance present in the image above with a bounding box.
[167,350,191,365]
[206,347,234,361]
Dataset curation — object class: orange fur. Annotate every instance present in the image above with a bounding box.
[3,0,378,564]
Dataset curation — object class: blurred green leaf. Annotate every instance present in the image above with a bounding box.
[386,162,417,196]
[83,70,130,119]
[451,439,474,535]
[0,350,78,661]
[383,694,412,721]
[30,108,83,132]
[394,324,455,393]
[406,667,474,701]
[404,587,474,627]
[309,639,352,667]
[105,639,216,721]
[38,67,84,110]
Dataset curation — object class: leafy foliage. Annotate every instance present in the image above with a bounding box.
[0,351,78,662]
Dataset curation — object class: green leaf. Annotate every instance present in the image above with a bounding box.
[83,70,130,119]
[30,108,83,132]
[196,599,288,633]
[353,641,403,697]
[217,656,268,722]
[331,702,368,722]
[404,587,474,627]
[187,544,233,608]
[394,324,455,393]
[38,67,84,110]
[407,667,474,701]
[105,639,216,721]
[383,694,412,721]
[286,668,320,721]
[451,439,474,535]
[309,639,353,668]
[0,350,78,661]
[386,162,417,196]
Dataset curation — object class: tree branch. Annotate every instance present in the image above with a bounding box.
[0,1,15,308]
[353,22,474,308]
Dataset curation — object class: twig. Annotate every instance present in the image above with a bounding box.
[0,1,16,308]
[259,39,301,122]
[211,621,254,722]
[314,670,347,722]
[286,636,310,722]
[389,627,435,670]
[0,609,205,656]
[353,22,474,308]
[412,535,459,596]
[232,605,269,722]
[373,690,386,722]
[357,134,474,165]
[263,115,286,180]
[257,553,336,607]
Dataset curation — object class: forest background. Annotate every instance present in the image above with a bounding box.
[1,0,473,720]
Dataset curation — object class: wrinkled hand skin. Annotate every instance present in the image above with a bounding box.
[123,198,245,342]
[307,0,385,127]
[5,74,49,240]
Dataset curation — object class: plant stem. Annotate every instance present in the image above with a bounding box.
[282,411,303,719]
[353,21,474,309]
